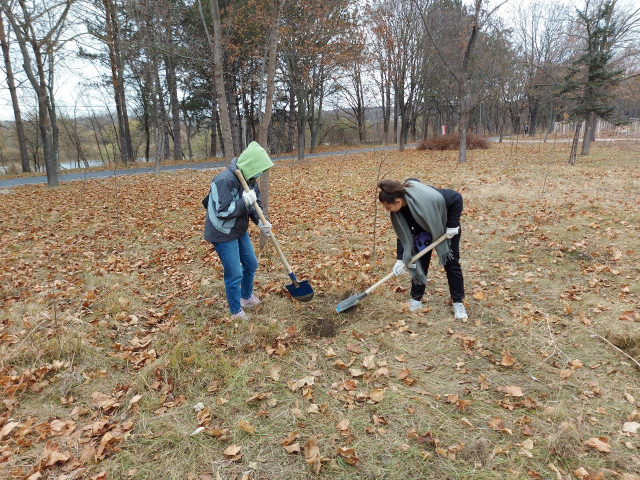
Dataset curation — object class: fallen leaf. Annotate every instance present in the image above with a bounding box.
[283,442,301,454]
[583,437,611,453]
[370,388,385,403]
[304,436,321,474]
[499,352,515,367]
[238,420,255,435]
[0,421,19,440]
[223,444,242,461]
[337,418,350,431]
[336,446,359,466]
[267,365,281,381]
[573,467,590,479]
[281,431,299,446]
[362,355,376,370]
[496,385,524,397]
[622,422,640,434]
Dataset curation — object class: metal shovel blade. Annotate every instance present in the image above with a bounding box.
[285,273,314,302]
[336,292,367,313]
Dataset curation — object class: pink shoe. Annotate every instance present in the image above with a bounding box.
[240,294,260,308]
[231,309,247,319]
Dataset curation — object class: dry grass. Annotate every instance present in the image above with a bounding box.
[1,141,639,479]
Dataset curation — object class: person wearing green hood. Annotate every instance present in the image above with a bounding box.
[202,141,274,318]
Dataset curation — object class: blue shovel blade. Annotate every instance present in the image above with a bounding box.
[286,273,314,302]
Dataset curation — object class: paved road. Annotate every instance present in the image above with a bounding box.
[488,136,638,143]
[0,144,412,189]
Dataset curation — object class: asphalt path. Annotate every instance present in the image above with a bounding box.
[0,144,412,189]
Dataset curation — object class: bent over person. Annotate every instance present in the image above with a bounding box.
[377,178,468,320]
[203,141,273,318]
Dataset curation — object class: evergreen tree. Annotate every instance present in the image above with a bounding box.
[560,0,624,163]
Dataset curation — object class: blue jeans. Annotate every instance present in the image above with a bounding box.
[213,231,258,314]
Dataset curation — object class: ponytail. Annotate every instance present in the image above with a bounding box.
[378,179,409,204]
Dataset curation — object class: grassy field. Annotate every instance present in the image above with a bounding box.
[1,141,639,479]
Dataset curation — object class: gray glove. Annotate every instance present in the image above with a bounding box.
[393,260,407,276]
[258,219,271,236]
[446,227,460,239]
[242,189,257,207]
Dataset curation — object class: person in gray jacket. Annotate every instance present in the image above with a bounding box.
[203,142,274,318]
[378,178,467,320]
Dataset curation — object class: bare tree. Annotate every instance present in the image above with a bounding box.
[0,6,30,172]
[416,0,506,163]
[258,0,285,229]
[197,0,234,164]
[1,0,75,186]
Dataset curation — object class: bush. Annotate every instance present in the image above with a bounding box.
[417,134,489,151]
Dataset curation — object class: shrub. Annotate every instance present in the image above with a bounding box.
[417,134,489,151]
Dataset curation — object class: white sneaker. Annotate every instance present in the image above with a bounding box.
[408,299,423,312]
[453,302,468,320]
[240,294,260,308]
[231,309,248,319]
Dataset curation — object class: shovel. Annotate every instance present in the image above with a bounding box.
[336,233,448,312]
[235,169,314,302]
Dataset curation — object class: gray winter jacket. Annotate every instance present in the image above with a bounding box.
[202,158,262,244]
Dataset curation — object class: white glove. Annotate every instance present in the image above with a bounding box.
[242,189,257,206]
[446,227,460,239]
[258,219,271,236]
[393,260,407,276]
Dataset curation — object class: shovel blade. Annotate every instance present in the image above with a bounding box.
[286,280,314,302]
[336,292,366,313]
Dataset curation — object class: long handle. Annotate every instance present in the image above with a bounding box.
[364,233,448,295]
[234,169,295,278]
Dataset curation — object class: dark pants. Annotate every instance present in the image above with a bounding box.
[411,230,465,303]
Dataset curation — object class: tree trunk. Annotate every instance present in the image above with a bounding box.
[47,51,60,173]
[258,0,284,148]
[103,0,133,165]
[458,90,468,164]
[257,0,285,245]
[421,108,428,143]
[166,26,181,161]
[308,65,324,153]
[210,71,218,158]
[200,0,234,164]
[528,98,539,136]
[227,79,242,155]
[581,113,595,155]
[185,111,193,161]
[287,84,295,152]
[0,12,30,172]
[296,89,305,161]
[384,65,391,145]
[569,121,582,165]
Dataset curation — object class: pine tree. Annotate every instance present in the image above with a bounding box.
[560,0,624,163]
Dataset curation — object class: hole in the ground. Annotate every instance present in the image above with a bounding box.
[305,316,336,338]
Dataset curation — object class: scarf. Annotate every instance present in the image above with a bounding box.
[390,181,452,285]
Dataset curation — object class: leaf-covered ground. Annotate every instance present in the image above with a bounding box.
[1,142,639,480]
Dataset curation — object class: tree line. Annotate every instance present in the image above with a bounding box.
[0,0,639,186]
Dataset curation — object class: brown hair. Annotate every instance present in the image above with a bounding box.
[378,179,409,204]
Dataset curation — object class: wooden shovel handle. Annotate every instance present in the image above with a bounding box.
[364,233,448,295]
[234,169,293,275]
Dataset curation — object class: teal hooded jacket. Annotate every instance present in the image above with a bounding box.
[203,142,274,244]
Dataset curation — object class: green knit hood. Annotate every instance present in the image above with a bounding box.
[236,141,273,180]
